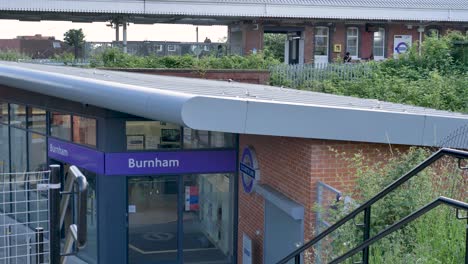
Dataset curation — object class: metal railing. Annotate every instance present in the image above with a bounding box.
[49,164,88,264]
[277,148,468,264]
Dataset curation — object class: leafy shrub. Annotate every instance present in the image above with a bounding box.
[0,50,30,61]
[315,148,467,263]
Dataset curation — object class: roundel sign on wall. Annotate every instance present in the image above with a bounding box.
[240,146,260,193]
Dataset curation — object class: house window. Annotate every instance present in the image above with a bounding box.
[156,45,163,52]
[373,28,385,59]
[204,45,210,51]
[167,45,176,52]
[346,27,359,58]
[314,27,329,56]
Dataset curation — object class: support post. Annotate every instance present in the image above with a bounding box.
[49,164,61,264]
[115,23,120,42]
[362,206,371,264]
[123,22,128,54]
[35,227,44,264]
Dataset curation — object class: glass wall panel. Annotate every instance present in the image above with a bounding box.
[0,102,8,124]
[10,127,27,223]
[9,104,27,128]
[27,107,47,134]
[183,128,236,149]
[0,124,9,173]
[73,116,97,147]
[28,132,46,171]
[128,176,178,263]
[126,121,181,150]
[183,174,233,263]
[77,170,98,264]
[50,112,71,140]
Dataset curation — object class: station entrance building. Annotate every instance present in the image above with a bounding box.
[0,62,466,263]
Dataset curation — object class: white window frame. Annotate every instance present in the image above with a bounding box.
[156,45,163,52]
[346,27,359,59]
[167,44,176,52]
[373,27,385,61]
[314,26,329,56]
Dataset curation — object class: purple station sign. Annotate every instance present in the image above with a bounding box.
[48,138,105,174]
[105,150,237,176]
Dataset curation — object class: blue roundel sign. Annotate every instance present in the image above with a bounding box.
[395,42,409,54]
[240,146,260,193]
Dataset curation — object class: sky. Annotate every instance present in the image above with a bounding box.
[0,20,228,42]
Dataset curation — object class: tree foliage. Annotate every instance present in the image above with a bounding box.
[64,28,85,60]
[263,33,286,62]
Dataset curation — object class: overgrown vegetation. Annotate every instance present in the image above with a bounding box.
[271,32,468,113]
[0,50,30,61]
[314,148,467,263]
[90,48,281,70]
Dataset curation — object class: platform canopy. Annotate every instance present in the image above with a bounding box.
[0,61,467,149]
[0,0,467,23]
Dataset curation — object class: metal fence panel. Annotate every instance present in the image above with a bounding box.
[0,171,50,264]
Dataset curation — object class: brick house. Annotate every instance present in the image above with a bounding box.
[0,34,71,58]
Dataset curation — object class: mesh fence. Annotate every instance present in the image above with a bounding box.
[0,171,50,264]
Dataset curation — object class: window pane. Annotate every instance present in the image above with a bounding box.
[9,104,27,128]
[183,174,233,263]
[315,28,329,56]
[10,127,27,223]
[0,102,8,124]
[347,27,358,37]
[373,28,385,57]
[126,121,181,150]
[0,124,9,173]
[73,116,97,147]
[28,133,47,231]
[28,107,47,134]
[50,112,71,140]
[11,127,27,173]
[28,133,46,171]
[183,128,236,149]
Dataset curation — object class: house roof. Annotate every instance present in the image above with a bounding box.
[0,61,467,149]
[0,0,467,22]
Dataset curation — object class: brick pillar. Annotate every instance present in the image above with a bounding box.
[242,22,264,55]
[332,23,346,62]
[303,25,315,64]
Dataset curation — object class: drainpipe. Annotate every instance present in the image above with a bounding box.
[417,26,425,56]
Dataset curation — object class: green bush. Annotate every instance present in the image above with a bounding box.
[0,50,30,61]
[92,48,281,70]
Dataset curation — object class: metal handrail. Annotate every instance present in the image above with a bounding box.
[330,196,468,263]
[277,148,468,264]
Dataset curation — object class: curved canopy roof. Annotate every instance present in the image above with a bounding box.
[0,61,467,149]
[0,0,467,22]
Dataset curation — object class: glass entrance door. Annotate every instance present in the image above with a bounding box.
[128,176,179,264]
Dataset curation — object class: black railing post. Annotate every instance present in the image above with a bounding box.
[49,164,61,264]
[295,254,300,264]
[35,227,44,264]
[362,206,371,264]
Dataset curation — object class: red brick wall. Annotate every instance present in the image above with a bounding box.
[243,23,264,55]
[238,134,405,263]
[332,23,346,61]
[303,26,315,64]
[101,68,270,85]
[0,39,21,51]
